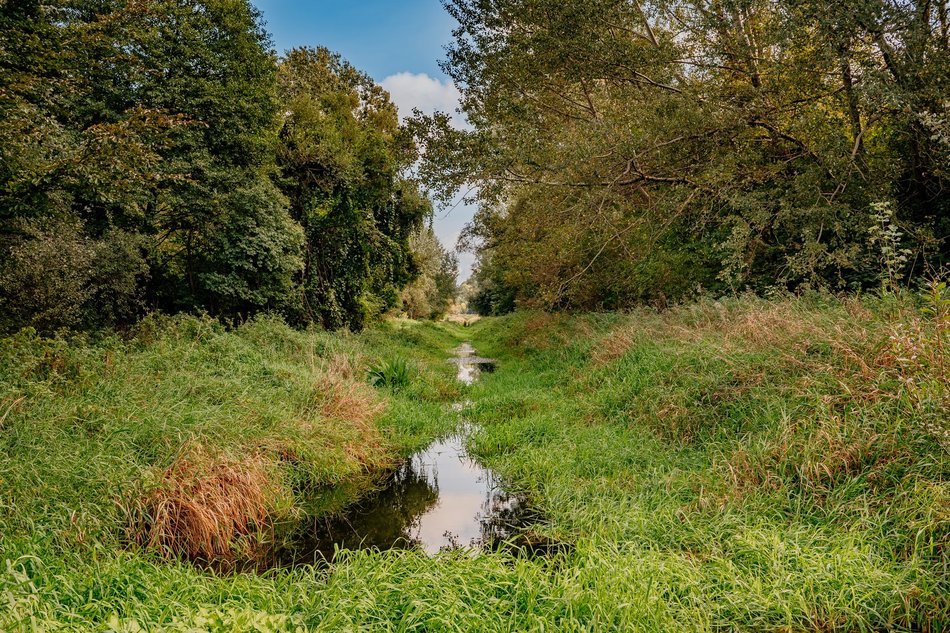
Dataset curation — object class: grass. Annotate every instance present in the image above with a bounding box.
[1,292,947,631]
[0,314,461,564]
[367,357,413,391]
[464,292,948,630]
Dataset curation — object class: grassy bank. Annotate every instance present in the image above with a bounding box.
[0,316,464,602]
[2,293,948,631]
[465,292,948,630]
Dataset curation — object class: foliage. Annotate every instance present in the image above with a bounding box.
[400,226,458,319]
[0,218,149,331]
[868,201,913,290]
[275,48,430,330]
[414,0,950,310]
[0,2,441,333]
[464,249,517,316]
[188,180,304,317]
[0,0,308,327]
[367,357,413,391]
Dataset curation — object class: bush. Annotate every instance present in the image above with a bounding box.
[0,219,148,333]
[0,218,93,332]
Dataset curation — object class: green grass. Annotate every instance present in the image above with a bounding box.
[0,314,463,566]
[367,357,413,391]
[1,295,948,631]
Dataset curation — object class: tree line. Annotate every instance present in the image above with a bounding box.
[0,0,456,334]
[414,0,949,313]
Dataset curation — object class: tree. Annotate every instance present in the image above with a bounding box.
[413,0,949,310]
[276,48,429,330]
[400,227,458,319]
[0,0,305,330]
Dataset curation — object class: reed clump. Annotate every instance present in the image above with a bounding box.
[132,445,281,565]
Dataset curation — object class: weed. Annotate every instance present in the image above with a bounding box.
[313,354,385,427]
[367,356,412,391]
[131,445,283,566]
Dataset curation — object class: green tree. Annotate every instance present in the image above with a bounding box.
[0,0,304,329]
[414,0,949,310]
[400,226,458,319]
[276,48,428,330]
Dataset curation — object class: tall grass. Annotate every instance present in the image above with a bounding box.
[1,295,947,631]
[0,315,460,565]
[465,291,949,630]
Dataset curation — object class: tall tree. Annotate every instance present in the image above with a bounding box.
[415,0,949,311]
[276,48,429,330]
[0,0,305,329]
[400,226,458,319]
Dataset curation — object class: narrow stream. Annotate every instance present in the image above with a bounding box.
[281,342,548,564]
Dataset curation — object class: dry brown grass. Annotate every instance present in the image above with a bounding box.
[591,326,638,366]
[665,299,857,352]
[786,417,894,490]
[591,299,855,367]
[720,414,901,500]
[133,445,278,564]
[314,353,384,427]
[306,353,390,468]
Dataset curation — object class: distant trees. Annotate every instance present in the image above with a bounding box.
[0,1,444,332]
[399,226,459,319]
[415,0,949,312]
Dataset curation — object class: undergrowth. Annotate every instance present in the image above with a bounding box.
[2,292,947,631]
[465,290,948,631]
[0,314,461,572]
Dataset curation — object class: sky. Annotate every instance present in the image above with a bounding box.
[252,0,477,280]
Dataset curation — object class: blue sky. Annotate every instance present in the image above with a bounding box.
[252,0,477,280]
[253,0,453,79]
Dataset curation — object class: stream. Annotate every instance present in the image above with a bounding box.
[280,342,554,564]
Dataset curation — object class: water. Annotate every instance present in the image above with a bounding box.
[279,343,561,565]
[445,342,497,385]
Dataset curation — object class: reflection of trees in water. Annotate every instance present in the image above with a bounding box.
[288,458,440,563]
[477,489,536,546]
[434,487,536,554]
[476,487,571,556]
[278,426,568,566]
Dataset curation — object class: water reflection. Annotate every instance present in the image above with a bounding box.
[282,428,538,564]
[278,343,565,566]
[447,343,496,385]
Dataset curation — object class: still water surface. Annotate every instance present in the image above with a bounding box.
[283,343,538,564]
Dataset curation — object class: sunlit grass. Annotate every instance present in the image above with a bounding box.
[2,294,947,631]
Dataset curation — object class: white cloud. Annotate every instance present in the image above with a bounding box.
[381,72,476,280]
[381,72,469,129]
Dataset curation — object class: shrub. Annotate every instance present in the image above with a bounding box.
[0,219,148,333]
[0,218,94,332]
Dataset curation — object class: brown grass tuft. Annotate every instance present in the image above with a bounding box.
[133,445,277,564]
[591,326,637,366]
[314,353,385,428]
[307,353,389,467]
